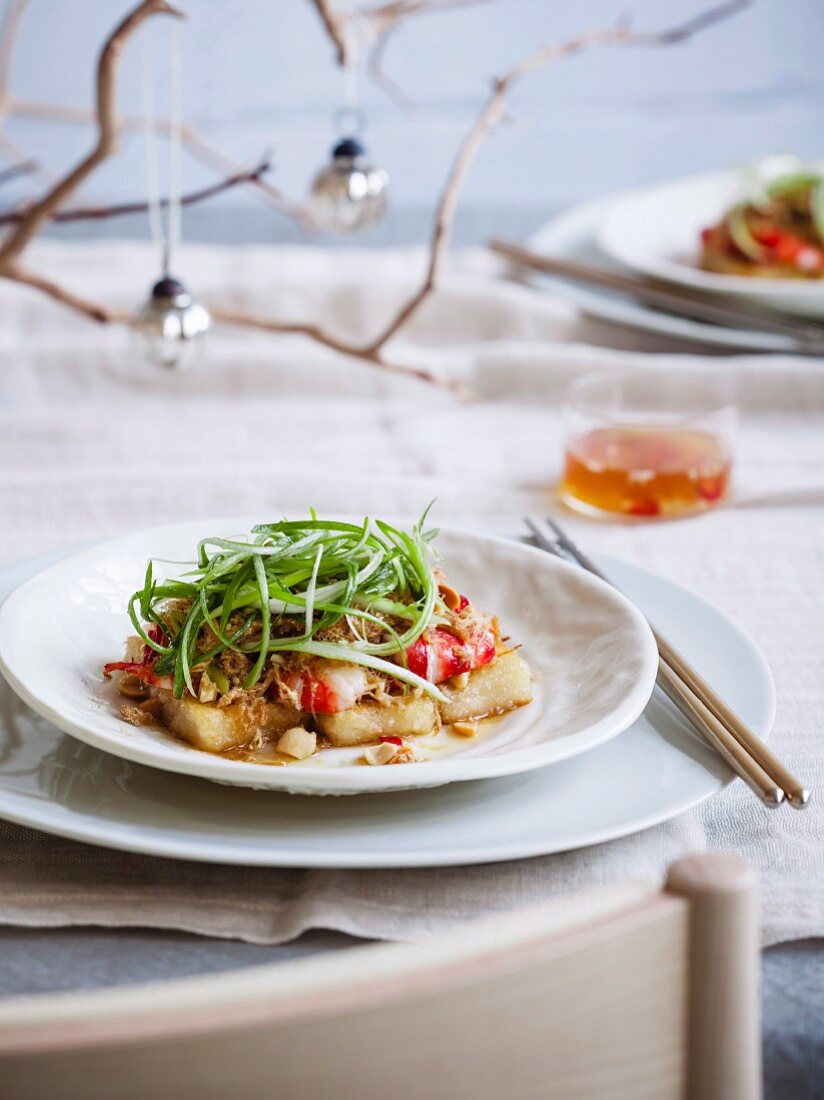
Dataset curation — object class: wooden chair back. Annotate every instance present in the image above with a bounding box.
[0,852,760,1100]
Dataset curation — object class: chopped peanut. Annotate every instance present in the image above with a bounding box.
[451,720,479,738]
[363,741,398,766]
[276,727,317,761]
[198,670,218,704]
[438,582,462,611]
[450,671,470,691]
[390,745,417,764]
[119,673,149,700]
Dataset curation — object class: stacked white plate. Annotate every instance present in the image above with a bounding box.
[0,522,775,867]
[530,169,824,351]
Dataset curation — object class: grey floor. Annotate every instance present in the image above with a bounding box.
[0,926,820,1099]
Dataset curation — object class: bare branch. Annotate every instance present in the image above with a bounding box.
[365,0,496,107]
[0,0,310,223]
[0,0,29,99]
[366,23,412,107]
[175,127,315,227]
[197,0,749,388]
[0,0,182,322]
[308,0,350,65]
[7,265,129,324]
[0,0,183,267]
[0,128,52,187]
[211,306,377,360]
[1,0,749,396]
[211,302,465,392]
[0,157,37,188]
[8,98,314,226]
[0,153,271,226]
[360,0,751,353]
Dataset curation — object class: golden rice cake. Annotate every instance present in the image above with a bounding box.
[152,689,304,754]
[315,695,438,747]
[438,651,533,724]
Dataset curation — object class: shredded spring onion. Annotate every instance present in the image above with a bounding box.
[130,508,446,701]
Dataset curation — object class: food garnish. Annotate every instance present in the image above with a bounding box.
[700,158,824,279]
[105,509,533,763]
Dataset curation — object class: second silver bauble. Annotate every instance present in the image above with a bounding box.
[132,276,211,371]
[310,137,389,234]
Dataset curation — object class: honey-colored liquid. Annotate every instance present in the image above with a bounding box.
[560,426,731,519]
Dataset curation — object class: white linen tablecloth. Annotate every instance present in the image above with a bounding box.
[0,240,821,947]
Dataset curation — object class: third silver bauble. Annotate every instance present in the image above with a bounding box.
[132,276,211,371]
[310,137,389,234]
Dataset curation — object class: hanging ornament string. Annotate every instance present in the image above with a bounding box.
[140,34,163,268]
[342,41,358,110]
[141,21,183,276]
[167,18,183,272]
[133,21,210,371]
[333,1,372,136]
[309,4,389,234]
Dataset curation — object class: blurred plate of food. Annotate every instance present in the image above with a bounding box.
[529,195,811,353]
[597,158,824,316]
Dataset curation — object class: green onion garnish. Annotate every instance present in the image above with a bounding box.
[129,509,446,701]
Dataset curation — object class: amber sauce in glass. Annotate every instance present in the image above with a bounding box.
[560,426,731,519]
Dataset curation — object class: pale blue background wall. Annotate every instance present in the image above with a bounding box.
[5,0,823,242]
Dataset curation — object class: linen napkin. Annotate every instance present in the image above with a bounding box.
[0,240,821,948]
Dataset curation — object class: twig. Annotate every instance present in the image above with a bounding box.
[365,0,496,107]
[375,1,758,357]
[309,0,350,65]
[0,153,271,226]
[0,0,749,394]
[307,1,496,107]
[11,99,313,225]
[207,0,747,388]
[0,0,28,98]
[0,157,37,188]
[0,0,311,225]
[0,0,181,308]
[6,265,129,323]
[211,302,467,392]
[0,0,53,185]
[0,0,183,267]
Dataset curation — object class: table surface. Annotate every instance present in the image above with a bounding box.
[3,211,822,1098]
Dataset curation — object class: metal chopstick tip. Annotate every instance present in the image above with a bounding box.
[762,785,785,808]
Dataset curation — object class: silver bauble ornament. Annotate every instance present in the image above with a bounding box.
[310,137,389,234]
[132,275,211,370]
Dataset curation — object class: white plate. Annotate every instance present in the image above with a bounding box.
[530,196,807,354]
[0,548,774,867]
[597,169,824,316]
[0,520,658,796]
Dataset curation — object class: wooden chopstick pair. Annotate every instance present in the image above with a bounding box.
[525,516,809,809]
[491,239,824,354]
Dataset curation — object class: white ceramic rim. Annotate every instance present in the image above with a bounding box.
[0,520,660,795]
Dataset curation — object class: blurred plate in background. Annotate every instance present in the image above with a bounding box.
[597,170,824,317]
[530,195,812,354]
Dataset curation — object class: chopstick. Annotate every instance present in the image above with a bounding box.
[525,516,809,809]
[490,239,824,354]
